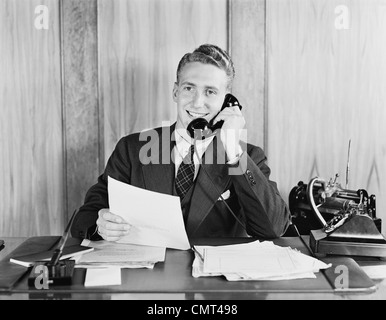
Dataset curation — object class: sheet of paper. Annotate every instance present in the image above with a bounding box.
[76,239,165,269]
[108,176,190,250]
[84,267,121,287]
[193,240,330,281]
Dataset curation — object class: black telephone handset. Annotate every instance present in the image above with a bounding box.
[187,93,242,139]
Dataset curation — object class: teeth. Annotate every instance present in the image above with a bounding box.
[187,111,208,118]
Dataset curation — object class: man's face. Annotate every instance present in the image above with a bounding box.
[173,62,228,132]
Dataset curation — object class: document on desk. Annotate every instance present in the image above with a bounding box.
[192,240,331,281]
[76,239,165,269]
[108,176,190,250]
[84,267,122,287]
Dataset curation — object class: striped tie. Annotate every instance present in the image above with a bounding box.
[175,145,195,199]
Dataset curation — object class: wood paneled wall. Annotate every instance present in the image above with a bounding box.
[61,0,99,220]
[230,0,266,148]
[266,0,386,233]
[0,0,64,236]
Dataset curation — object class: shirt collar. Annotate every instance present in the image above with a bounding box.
[174,127,214,159]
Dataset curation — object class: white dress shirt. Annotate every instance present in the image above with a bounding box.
[173,128,214,179]
[173,128,243,179]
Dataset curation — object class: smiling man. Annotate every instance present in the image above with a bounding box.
[173,53,245,164]
[71,44,291,241]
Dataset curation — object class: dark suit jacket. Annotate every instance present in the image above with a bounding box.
[71,124,290,240]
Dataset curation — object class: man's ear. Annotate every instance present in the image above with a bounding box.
[172,82,178,102]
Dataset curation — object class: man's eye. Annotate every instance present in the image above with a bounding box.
[206,89,217,96]
[183,86,193,91]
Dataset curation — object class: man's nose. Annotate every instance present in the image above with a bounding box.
[192,91,205,109]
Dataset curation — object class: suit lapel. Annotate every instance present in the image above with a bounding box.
[141,124,176,195]
[186,136,230,236]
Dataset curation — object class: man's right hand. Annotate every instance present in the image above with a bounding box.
[96,208,131,241]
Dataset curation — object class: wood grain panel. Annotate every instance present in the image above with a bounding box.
[0,0,64,236]
[98,0,228,163]
[266,0,386,234]
[61,0,99,220]
[230,0,266,148]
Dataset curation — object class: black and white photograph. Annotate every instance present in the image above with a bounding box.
[0,0,386,308]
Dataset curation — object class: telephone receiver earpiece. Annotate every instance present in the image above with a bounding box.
[186,93,242,139]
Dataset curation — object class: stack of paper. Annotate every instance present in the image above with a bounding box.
[75,239,166,269]
[192,240,331,281]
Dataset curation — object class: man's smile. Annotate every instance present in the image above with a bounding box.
[186,110,210,119]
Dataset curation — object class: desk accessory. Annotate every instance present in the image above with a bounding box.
[289,142,386,258]
[26,209,86,286]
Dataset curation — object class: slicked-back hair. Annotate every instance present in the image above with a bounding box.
[176,44,235,91]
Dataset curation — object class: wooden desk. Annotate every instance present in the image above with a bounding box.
[1,236,385,300]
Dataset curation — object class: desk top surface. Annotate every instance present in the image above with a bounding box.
[1,236,386,300]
